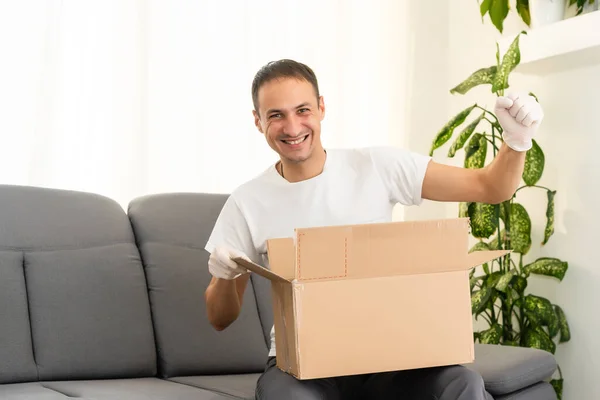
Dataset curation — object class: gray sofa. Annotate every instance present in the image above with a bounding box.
[0,184,558,399]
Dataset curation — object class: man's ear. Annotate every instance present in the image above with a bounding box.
[318,96,326,121]
[253,110,263,133]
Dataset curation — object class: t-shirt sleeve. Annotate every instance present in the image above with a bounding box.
[204,195,260,263]
[368,146,432,206]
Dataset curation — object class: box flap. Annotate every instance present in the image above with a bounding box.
[231,257,289,283]
[466,249,511,269]
[266,238,295,280]
[294,218,472,280]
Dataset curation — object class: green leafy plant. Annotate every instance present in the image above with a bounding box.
[479,0,596,33]
[569,0,597,15]
[429,32,571,399]
[479,0,531,33]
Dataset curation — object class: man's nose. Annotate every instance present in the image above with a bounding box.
[282,115,303,137]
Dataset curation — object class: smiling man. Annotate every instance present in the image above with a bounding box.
[204,59,543,400]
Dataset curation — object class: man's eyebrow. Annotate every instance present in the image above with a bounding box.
[266,103,312,115]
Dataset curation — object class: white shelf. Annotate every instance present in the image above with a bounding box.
[497,10,600,75]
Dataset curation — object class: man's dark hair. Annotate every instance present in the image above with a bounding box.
[251,59,320,112]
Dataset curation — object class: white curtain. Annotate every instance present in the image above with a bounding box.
[0,0,411,208]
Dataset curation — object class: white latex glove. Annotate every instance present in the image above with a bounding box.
[494,92,544,152]
[208,245,250,280]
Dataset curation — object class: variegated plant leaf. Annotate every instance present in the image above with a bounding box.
[509,203,532,254]
[548,306,560,339]
[485,271,503,289]
[459,201,470,218]
[492,31,524,92]
[523,294,554,326]
[430,104,476,156]
[550,379,563,400]
[472,286,493,314]
[450,68,497,95]
[523,139,545,186]
[542,190,556,245]
[448,113,485,157]
[523,257,568,281]
[468,202,498,239]
[511,275,528,294]
[464,133,488,169]
[522,325,556,354]
[495,270,515,292]
[469,241,491,253]
[554,305,571,343]
[479,323,502,344]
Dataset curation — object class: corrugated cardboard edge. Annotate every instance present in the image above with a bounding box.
[231,257,289,283]
[292,281,303,378]
[232,256,301,376]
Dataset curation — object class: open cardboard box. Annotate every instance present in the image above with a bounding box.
[233,217,509,380]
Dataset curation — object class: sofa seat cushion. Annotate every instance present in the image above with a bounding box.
[495,381,557,400]
[35,378,234,399]
[170,374,261,399]
[464,344,557,396]
[0,383,83,399]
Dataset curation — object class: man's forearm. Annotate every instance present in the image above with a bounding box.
[482,142,526,203]
[205,278,243,331]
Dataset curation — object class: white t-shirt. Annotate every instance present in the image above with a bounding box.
[205,146,431,357]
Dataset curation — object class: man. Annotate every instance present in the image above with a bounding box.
[204,59,543,399]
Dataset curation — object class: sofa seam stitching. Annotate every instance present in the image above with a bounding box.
[40,384,74,398]
[250,274,270,352]
[0,240,135,252]
[22,250,40,381]
[166,379,243,399]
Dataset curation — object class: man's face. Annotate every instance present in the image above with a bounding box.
[253,77,325,164]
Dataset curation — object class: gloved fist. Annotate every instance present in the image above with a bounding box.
[208,245,250,280]
[494,92,544,152]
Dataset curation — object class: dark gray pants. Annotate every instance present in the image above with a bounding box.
[255,357,492,400]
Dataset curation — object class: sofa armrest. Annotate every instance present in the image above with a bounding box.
[463,344,557,396]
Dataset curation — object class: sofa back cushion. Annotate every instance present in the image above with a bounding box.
[0,251,37,384]
[0,185,156,383]
[127,193,269,377]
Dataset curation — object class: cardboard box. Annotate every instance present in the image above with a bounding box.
[233,217,509,380]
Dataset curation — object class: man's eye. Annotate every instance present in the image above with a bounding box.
[298,108,309,113]
[269,113,282,119]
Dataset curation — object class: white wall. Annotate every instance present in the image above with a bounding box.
[402,2,599,398]
[0,1,413,209]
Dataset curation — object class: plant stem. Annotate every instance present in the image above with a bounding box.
[483,117,502,131]
[512,307,522,327]
[483,137,500,152]
[476,105,500,123]
[517,254,525,345]
[491,125,503,270]
[515,185,552,195]
[481,311,493,326]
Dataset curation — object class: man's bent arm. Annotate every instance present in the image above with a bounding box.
[481,142,526,201]
[422,142,525,204]
[422,91,543,204]
[205,274,250,331]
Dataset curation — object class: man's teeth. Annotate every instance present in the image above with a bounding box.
[284,136,307,145]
